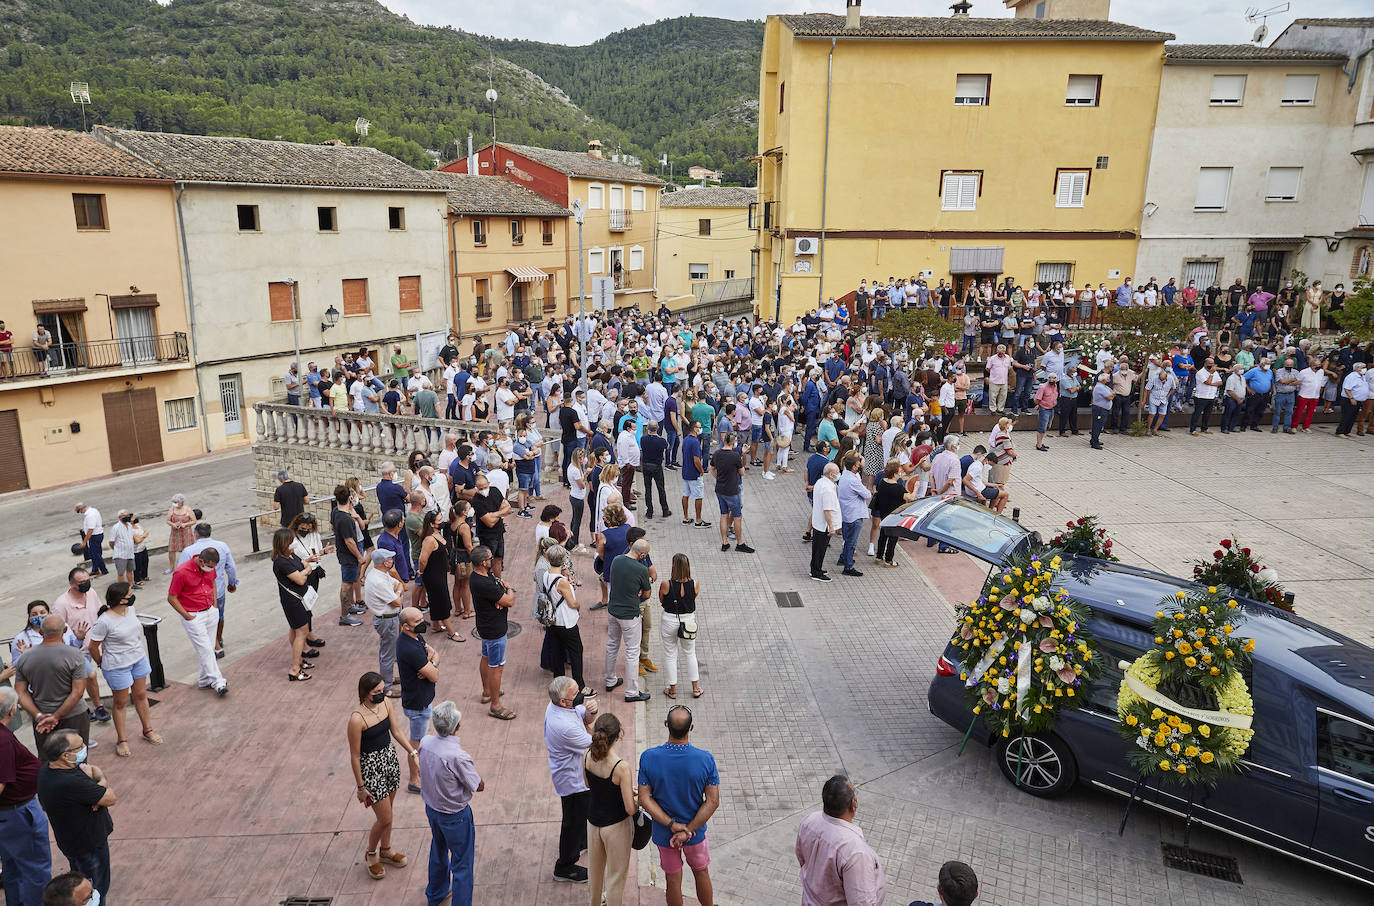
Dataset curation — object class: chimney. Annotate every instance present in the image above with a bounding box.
[845,0,861,30]
[950,0,973,16]
[587,139,603,159]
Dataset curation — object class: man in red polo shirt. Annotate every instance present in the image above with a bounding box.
[167,548,228,696]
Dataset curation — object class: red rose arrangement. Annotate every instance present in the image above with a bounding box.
[1050,514,1118,562]
[1191,537,1291,612]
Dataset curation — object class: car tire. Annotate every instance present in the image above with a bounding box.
[994,732,1078,798]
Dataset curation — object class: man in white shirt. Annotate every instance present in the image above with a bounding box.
[75,502,108,577]
[616,420,641,508]
[365,548,404,697]
[859,339,879,366]
[1190,358,1222,435]
[1336,361,1370,437]
[1221,364,1248,433]
[1293,359,1325,432]
[494,377,517,424]
[586,384,608,428]
[809,463,841,582]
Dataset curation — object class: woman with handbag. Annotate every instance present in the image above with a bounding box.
[272,528,320,682]
[584,712,637,906]
[288,513,332,651]
[658,553,702,700]
[542,545,593,697]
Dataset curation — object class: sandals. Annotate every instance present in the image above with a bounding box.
[379,848,407,866]
[142,729,163,745]
[289,670,312,681]
[692,688,705,699]
[488,707,517,720]
[479,689,505,704]
[115,740,132,757]
[446,631,465,642]
[365,851,385,880]
[663,687,677,699]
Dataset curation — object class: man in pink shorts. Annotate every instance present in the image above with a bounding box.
[638,705,720,906]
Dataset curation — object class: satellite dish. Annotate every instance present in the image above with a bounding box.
[1252,24,1268,44]
[485,88,498,104]
[354,117,370,137]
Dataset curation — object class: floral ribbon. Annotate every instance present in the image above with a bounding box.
[1117,660,1253,731]
[967,636,1035,720]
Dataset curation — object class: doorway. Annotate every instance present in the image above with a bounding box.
[1247,250,1286,294]
[37,311,88,370]
[102,388,164,472]
[219,374,244,436]
[0,410,28,493]
[114,307,157,366]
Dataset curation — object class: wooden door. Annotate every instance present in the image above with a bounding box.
[0,410,28,493]
[103,388,164,472]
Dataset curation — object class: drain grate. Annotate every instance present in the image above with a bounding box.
[774,591,803,608]
[1161,843,1242,884]
[280,898,332,906]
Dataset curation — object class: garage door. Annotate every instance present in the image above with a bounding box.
[102,388,164,472]
[0,410,29,493]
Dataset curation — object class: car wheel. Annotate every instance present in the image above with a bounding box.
[994,732,1078,798]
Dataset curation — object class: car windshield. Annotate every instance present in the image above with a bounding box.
[922,499,1024,560]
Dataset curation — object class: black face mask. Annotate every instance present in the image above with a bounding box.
[123,594,136,608]
[409,621,430,635]
[369,692,385,705]
[76,580,92,594]
[120,515,133,523]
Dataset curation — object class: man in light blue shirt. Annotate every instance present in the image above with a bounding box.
[542,676,596,883]
[836,452,871,577]
[1115,279,1133,307]
[178,523,238,658]
[1242,360,1273,431]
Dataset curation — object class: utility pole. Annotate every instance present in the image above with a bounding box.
[573,200,587,396]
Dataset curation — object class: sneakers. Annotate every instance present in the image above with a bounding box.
[624,691,651,703]
[735,543,756,554]
[841,568,864,577]
[339,615,363,627]
[810,572,833,582]
[215,683,228,697]
[553,866,590,883]
[92,706,112,723]
[763,471,775,480]
[867,543,876,557]
[349,604,366,615]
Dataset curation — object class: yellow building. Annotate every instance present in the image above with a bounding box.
[756,5,1171,322]
[435,172,573,338]
[658,186,757,308]
[0,126,205,492]
[445,141,666,310]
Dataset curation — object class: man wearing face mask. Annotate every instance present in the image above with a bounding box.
[167,548,228,696]
[15,615,91,758]
[396,607,438,794]
[0,686,52,906]
[37,730,115,905]
[178,524,238,660]
[52,569,111,724]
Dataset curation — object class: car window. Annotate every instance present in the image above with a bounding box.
[1083,639,1142,715]
[1316,712,1374,785]
[921,500,1025,559]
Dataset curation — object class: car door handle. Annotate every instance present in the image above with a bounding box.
[1332,788,1372,804]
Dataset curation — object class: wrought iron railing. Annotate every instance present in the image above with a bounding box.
[608,209,632,231]
[691,278,755,304]
[1,331,189,381]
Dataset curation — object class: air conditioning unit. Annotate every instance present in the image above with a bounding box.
[794,236,817,256]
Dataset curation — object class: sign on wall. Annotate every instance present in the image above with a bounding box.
[416,329,449,371]
[593,276,615,311]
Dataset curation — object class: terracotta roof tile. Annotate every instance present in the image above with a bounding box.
[778,14,1172,41]
[0,126,165,179]
[1165,43,1348,62]
[492,143,667,186]
[92,127,448,190]
[431,172,572,217]
[661,186,756,208]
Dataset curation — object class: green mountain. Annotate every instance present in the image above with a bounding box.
[0,0,762,174]
[490,16,764,184]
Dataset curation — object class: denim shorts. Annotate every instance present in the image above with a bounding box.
[683,478,703,500]
[101,655,152,692]
[716,492,742,517]
[750,425,763,442]
[517,470,535,491]
[340,562,360,584]
[1037,407,1055,434]
[480,635,508,668]
[403,705,433,739]
[1148,398,1169,415]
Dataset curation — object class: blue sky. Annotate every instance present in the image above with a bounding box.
[378,0,1370,46]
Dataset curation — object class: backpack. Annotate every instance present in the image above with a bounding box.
[535,573,559,627]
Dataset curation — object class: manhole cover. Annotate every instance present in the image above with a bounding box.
[470,621,523,641]
[774,591,803,608]
[1161,843,1242,884]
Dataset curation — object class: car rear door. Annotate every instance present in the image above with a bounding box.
[879,497,1033,564]
[1057,621,1151,790]
[1310,708,1374,886]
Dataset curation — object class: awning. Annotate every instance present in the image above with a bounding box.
[1248,237,1309,250]
[506,266,550,283]
[949,246,1004,274]
[109,293,159,310]
[32,297,87,314]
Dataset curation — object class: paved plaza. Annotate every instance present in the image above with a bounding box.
[7,423,1372,904]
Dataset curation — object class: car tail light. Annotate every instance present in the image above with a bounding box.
[935,655,958,677]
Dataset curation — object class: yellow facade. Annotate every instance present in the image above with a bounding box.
[0,174,206,492]
[448,211,571,340]
[657,193,756,307]
[757,15,1166,323]
[566,175,660,310]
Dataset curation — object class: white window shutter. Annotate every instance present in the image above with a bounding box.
[1209,75,1245,104]
[1194,167,1232,210]
[1065,75,1098,105]
[960,175,977,210]
[1265,167,1301,201]
[1281,74,1317,105]
[1055,172,1086,208]
[942,173,959,209]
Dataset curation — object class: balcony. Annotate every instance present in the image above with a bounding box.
[691,278,754,305]
[2,332,190,383]
[608,209,632,232]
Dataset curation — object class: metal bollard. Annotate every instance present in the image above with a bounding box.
[138,614,168,692]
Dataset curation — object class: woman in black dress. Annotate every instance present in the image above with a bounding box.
[346,671,417,881]
[417,512,460,641]
[872,461,916,567]
[446,500,475,620]
[271,528,318,682]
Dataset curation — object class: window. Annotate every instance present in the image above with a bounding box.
[398,275,422,312]
[1281,74,1318,106]
[164,397,198,433]
[587,184,604,210]
[588,247,604,274]
[1209,74,1246,105]
[1034,1,1046,17]
[237,204,260,231]
[1065,75,1101,106]
[629,246,644,271]
[1183,260,1219,288]
[688,264,709,281]
[1055,170,1088,208]
[954,74,990,106]
[267,281,296,322]
[72,193,107,230]
[511,218,524,245]
[541,219,554,244]
[1036,262,1073,285]
[341,278,369,316]
[388,206,405,230]
[1095,156,1110,170]
[474,278,491,320]
[1081,640,1143,715]
[472,218,486,246]
[317,206,337,231]
[779,81,785,114]
[1317,711,1374,785]
[725,269,736,279]
[1194,167,1232,211]
[1265,166,1302,202]
[941,172,979,211]
[631,187,646,211]
[698,218,711,236]
[543,279,556,312]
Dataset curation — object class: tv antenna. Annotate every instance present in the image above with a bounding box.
[1245,3,1289,44]
[354,117,370,141]
[69,82,90,131]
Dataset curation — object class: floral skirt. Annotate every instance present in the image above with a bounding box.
[167,524,194,554]
[360,746,400,801]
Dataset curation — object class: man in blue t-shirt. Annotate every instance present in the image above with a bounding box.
[679,421,709,527]
[639,706,720,906]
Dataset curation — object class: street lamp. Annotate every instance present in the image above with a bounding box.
[573,199,587,396]
[321,304,340,333]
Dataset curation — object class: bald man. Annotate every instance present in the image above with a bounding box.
[810,463,841,582]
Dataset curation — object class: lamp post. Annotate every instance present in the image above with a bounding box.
[573,199,588,396]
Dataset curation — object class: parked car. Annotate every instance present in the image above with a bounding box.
[881,497,1374,889]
